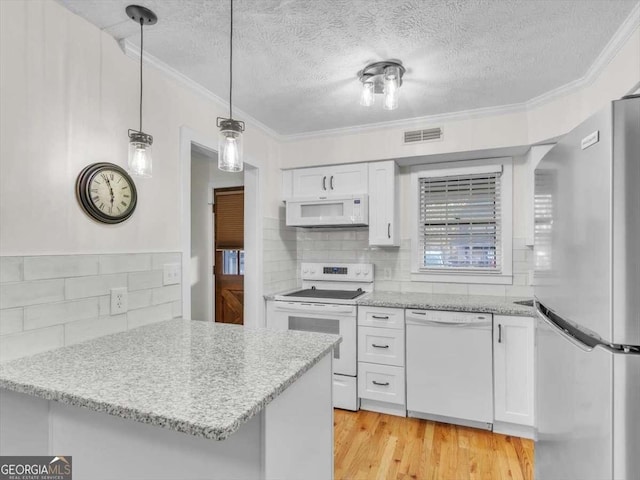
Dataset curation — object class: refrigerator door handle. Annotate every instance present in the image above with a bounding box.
[535,300,597,352]
[535,300,640,355]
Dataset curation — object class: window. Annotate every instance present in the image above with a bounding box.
[411,160,513,284]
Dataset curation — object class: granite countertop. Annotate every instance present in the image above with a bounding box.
[0,319,340,441]
[356,291,535,317]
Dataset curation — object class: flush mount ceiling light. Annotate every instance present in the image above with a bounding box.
[126,5,157,178]
[217,0,245,172]
[358,61,406,111]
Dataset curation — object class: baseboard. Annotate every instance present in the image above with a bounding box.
[492,421,535,440]
[360,399,406,417]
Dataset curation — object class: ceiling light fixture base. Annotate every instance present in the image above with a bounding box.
[125,5,158,25]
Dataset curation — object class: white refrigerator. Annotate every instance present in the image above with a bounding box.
[534,94,640,479]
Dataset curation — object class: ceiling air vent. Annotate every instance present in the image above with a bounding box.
[403,127,443,144]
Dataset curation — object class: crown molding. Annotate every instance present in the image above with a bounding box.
[119,39,284,142]
[118,2,639,143]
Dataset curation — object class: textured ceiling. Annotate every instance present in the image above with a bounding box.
[59,0,638,135]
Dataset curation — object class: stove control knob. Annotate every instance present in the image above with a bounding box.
[364,269,370,276]
[303,268,309,274]
[356,269,361,276]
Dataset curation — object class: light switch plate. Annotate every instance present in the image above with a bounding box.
[163,263,181,285]
[110,287,128,315]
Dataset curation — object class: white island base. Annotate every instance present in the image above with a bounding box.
[1,354,333,480]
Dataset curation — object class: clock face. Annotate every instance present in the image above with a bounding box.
[76,163,137,224]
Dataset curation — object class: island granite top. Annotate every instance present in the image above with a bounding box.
[356,291,535,316]
[0,319,341,441]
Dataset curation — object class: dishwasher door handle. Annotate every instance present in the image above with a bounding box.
[406,317,492,328]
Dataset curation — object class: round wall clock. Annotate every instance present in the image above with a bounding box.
[76,162,138,224]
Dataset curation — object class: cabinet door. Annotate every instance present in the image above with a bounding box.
[291,166,330,198]
[368,161,399,246]
[493,316,535,426]
[326,164,368,195]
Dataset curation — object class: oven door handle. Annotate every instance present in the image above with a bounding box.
[273,302,355,314]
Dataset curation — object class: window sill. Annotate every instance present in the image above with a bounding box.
[410,272,513,285]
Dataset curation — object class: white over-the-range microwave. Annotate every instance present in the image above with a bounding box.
[285,195,369,227]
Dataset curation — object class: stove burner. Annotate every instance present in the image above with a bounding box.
[284,288,365,300]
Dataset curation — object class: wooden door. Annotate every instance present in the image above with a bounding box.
[214,187,244,324]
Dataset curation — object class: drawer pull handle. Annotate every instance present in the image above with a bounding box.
[372,344,389,349]
[371,315,389,320]
[372,380,390,386]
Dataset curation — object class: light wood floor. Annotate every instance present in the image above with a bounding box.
[334,409,534,480]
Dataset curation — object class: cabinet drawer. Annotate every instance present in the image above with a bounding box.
[358,306,404,330]
[358,326,404,366]
[358,362,405,405]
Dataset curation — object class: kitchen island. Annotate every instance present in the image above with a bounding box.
[0,319,340,480]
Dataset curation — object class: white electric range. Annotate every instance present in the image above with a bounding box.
[270,263,374,410]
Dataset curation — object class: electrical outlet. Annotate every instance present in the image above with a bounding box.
[383,268,392,280]
[163,263,181,285]
[110,287,128,315]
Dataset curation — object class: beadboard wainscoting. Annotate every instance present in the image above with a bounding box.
[296,230,534,298]
[263,215,299,295]
[0,253,182,362]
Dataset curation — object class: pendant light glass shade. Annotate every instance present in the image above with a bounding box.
[383,65,400,110]
[360,81,375,107]
[128,131,153,177]
[218,119,244,172]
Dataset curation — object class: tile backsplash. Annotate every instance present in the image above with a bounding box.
[263,214,298,295]
[296,229,534,298]
[0,252,182,362]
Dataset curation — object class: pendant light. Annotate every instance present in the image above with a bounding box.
[126,5,157,178]
[217,0,245,172]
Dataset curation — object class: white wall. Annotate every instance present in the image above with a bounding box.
[190,151,214,321]
[0,0,283,257]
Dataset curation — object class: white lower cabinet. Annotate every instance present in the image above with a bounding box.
[358,363,405,404]
[357,306,406,417]
[358,326,404,367]
[493,315,535,438]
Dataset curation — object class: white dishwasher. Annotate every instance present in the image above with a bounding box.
[406,309,493,430]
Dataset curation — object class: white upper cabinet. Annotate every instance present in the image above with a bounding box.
[288,163,368,198]
[493,315,535,428]
[368,161,400,246]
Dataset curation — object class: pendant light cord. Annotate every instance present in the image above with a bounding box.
[229,0,233,120]
[139,17,144,133]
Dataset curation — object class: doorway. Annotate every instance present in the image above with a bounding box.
[214,187,244,324]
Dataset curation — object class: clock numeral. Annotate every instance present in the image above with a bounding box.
[90,188,98,193]
[99,203,105,211]
[108,206,112,214]
[117,177,122,183]
[122,186,128,190]
[123,194,130,198]
[94,180,101,185]
[116,206,121,213]
[120,201,127,207]
[110,173,114,180]
[101,173,108,181]
[92,196,99,203]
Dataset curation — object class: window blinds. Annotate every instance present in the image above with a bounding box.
[214,188,244,249]
[419,172,501,271]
